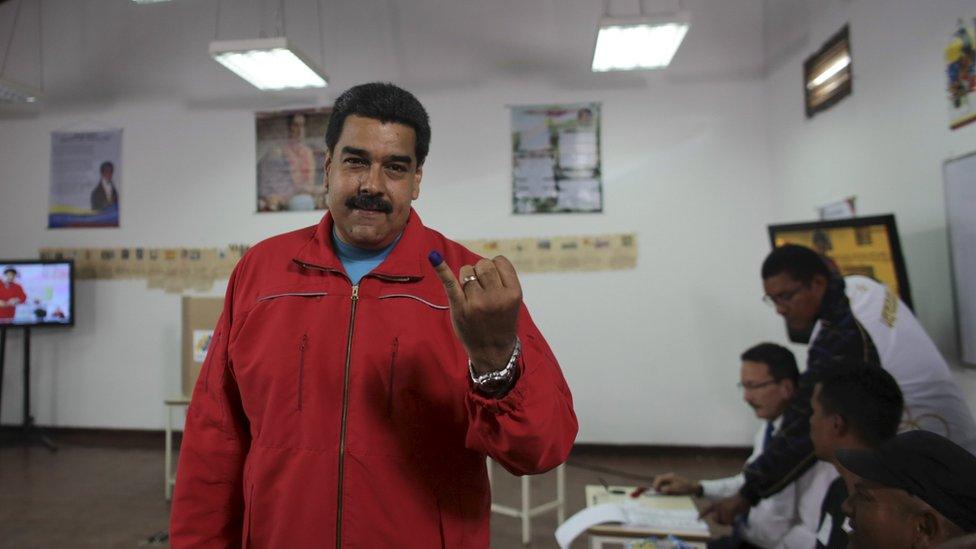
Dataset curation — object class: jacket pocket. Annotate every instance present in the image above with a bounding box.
[387,337,398,417]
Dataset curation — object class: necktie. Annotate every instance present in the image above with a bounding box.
[763,421,775,450]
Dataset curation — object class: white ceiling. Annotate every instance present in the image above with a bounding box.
[0,0,827,107]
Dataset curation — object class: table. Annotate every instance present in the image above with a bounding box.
[583,485,714,548]
[164,396,190,500]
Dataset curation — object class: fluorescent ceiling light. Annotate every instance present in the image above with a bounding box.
[592,13,690,72]
[131,0,171,3]
[0,76,40,103]
[807,54,851,89]
[209,37,328,91]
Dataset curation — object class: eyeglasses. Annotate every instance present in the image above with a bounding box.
[737,379,778,391]
[762,284,808,307]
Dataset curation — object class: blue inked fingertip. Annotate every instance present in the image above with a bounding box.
[428,250,443,267]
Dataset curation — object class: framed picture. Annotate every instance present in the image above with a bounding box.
[511,103,602,214]
[255,108,331,212]
[768,214,912,308]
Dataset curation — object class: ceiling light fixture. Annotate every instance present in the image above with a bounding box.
[210,37,328,91]
[591,11,690,72]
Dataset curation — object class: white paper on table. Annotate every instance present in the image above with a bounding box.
[554,503,627,549]
[619,502,710,533]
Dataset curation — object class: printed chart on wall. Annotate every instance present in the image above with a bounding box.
[946,17,976,130]
[256,108,331,212]
[48,129,122,228]
[511,103,602,214]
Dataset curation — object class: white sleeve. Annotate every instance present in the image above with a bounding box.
[772,462,839,549]
[700,473,745,499]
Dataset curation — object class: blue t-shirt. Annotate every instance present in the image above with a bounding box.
[331,229,401,285]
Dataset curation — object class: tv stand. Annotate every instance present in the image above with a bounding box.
[0,327,57,451]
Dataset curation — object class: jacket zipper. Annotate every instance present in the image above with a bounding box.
[336,284,359,549]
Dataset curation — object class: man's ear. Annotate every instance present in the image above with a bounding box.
[830,413,847,437]
[912,510,941,547]
[412,163,423,200]
[323,151,333,193]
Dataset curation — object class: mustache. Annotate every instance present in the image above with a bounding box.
[346,194,393,214]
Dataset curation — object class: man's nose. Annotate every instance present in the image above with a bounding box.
[775,302,789,316]
[358,163,384,194]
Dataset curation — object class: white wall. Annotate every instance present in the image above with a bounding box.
[763,0,976,405]
[0,74,781,444]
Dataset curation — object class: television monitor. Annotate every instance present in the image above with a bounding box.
[767,214,912,308]
[768,215,912,343]
[0,260,74,328]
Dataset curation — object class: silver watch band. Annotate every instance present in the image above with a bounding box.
[469,337,521,388]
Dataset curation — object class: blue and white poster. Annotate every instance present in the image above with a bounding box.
[48,129,122,228]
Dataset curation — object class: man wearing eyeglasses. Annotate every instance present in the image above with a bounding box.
[705,244,976,529]
[654,343,837,548]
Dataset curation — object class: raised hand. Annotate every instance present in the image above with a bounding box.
[429,251,521,374]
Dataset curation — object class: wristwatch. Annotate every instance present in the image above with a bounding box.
[469,337,521,395]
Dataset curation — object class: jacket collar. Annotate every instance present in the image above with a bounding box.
[293,208,427,281]
[817,274,850,324]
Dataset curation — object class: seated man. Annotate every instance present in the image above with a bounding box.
[835,430,976,548]
[809,364,903,548]
[654,343,837,548]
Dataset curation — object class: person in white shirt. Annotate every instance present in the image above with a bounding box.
[654,343,837,548]
[824,275,976,454]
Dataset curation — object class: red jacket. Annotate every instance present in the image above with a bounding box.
[170,210,578,548]
[0,281,26,320]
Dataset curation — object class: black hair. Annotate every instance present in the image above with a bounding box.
[3,267,16,276]
[741,342,799,383]
[325,82,431,165]
[100,161,114,172]
[817,365,904,447]
[761,244,832,284]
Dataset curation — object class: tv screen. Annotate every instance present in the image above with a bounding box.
[767,214,912,308]
[0,260,74,328]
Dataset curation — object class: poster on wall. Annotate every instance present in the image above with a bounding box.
[511,103,602,214]
[256,107,331,212]
[947,18,976,130]
[48,129,122,228]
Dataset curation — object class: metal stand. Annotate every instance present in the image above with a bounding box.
[0,327,57,451]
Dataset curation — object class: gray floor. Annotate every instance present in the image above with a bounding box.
[0,433,746,548]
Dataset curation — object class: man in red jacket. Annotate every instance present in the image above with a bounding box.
[0,267,27,322]
[170,82,578,548]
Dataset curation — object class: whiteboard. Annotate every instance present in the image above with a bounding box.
[945,151,976,366]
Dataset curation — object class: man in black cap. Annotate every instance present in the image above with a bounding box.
[836,430,976,548]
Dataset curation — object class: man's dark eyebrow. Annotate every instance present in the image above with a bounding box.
[387,155,413,165]
[340,147,413,166]
[341,146,369,158]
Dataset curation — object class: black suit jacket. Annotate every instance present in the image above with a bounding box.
[91,182,118,211]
